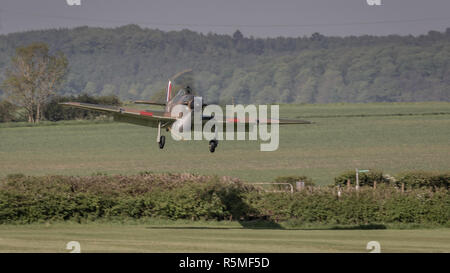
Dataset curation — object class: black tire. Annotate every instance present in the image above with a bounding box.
[209,140,217,153]
[159,136,165,149]
[209,143,215,153]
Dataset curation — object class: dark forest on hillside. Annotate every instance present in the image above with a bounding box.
[0,25,449,104]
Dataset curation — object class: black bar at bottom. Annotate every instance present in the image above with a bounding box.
[1,253,446,272]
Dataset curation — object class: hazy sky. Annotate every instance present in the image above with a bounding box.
[1,0,449,37]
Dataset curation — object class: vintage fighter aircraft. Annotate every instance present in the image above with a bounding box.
[60,71,312,153]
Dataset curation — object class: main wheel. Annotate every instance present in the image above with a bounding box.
[209,140,217,153]
[159,135,165,149]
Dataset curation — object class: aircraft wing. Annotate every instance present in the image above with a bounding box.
[207,116,312,125]
[60,102,176,128]
[264,118,312,125]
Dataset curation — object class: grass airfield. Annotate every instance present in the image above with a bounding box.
[0,102,449,253]
[0,102,449,184]
[0,222,449,253]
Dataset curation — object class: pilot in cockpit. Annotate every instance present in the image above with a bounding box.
[173,86,192,100]
[166,86,194,112]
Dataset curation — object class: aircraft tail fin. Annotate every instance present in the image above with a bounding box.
[166,80,172,102]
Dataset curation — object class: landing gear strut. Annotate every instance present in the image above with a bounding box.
[209,140,218,153]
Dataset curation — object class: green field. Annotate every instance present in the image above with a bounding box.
[1,102,449,253]
[0,222,449,253]
[0,102,449,184]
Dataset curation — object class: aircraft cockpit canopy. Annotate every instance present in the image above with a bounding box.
[171,87,194,104]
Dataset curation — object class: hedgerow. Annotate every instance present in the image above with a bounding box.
[396,171,450,190]
[334,170,449,190]
[334,170,390,187]
[0,174,448,225]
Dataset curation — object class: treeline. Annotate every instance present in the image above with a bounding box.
[1,25,449,104]
[0,173,448,225]
[0,94,120,122]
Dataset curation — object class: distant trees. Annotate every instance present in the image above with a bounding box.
[0,100,18,122]
[2,43,68,123]
[43,94,121,121]
[0,94,121,123]
[0,26,449,104]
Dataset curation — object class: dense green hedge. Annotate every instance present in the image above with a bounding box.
[246,188,449,225]
[0,174,448,225]
[334,170,390,187]
[396,171,450,190]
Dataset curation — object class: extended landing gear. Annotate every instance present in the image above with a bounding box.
[159,135,165,149]
[209,140,218,153]
[157,121,165,149]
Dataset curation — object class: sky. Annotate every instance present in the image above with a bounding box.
[0,0,449,37]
